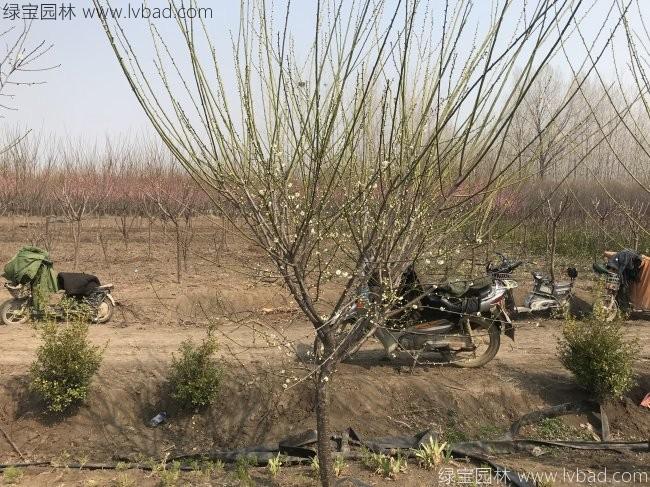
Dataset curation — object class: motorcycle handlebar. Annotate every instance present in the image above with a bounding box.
[509,260,524,271]
[488,255,523,274]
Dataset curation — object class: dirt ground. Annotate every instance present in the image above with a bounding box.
[0,217,649,486]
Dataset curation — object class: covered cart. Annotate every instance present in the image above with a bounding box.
[594,250,650,317]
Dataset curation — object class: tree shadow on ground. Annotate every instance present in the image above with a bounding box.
[295,340,464,370]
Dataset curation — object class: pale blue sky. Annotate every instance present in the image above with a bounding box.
[2,0,641,146]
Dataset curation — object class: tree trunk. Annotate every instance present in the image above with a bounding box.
[315,359,334,487]
[147,219,152,258]
[549,221,557,282]
[122,216,129,251]
[73,219,82,270]
[175,223,182,284]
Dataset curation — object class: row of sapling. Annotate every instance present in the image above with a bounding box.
[0,136,213,217]
[149,174,199,283]
[0,136,215,275]
[490,179,650,261]
[502,64,650,181]
[94,0,642,483]
[29,310,222,415]
[0,136,647,271]
[23,309,640,473]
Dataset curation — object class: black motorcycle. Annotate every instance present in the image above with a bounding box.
[314,265,513,368]
[1,272,115,325]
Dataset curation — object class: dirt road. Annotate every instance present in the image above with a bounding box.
[0,218,649,485]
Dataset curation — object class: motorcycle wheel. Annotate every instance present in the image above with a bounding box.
[0,299,29,325]
[94,297,114,324]
[451,317,500,368]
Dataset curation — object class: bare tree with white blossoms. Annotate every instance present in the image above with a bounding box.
[95,1,628,483]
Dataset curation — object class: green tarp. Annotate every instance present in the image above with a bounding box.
[2,246,58,311]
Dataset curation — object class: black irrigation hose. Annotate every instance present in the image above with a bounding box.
[452,439,650,455]
[505,400,600,439]
[0,461,196,471]
[1,441,648,487]
[1,426,648,487]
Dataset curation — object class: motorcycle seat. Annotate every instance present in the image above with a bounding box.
[57,272,101,297]
[436,276,492,298]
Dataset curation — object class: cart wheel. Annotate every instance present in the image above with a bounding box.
[94,297,114,324]
[0,299,29,325]
[597,296,618,322]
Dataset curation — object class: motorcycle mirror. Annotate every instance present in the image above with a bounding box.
[566,267,578,279]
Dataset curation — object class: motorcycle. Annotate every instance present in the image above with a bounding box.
[314,265,514,368]
[486,252,524,313]
[487,253,577,316]
[1,272,115,326]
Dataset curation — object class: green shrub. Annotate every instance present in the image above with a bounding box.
[30,320,104,412]
[361,449,408,478]
[56,296,93,322]
[169,330,222,408]
[157,460,181,487]
[413,437,450,470]
[2,466,23,484]
[234,455,256,486]
[557,314,639,400]
[266,453,283,478]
